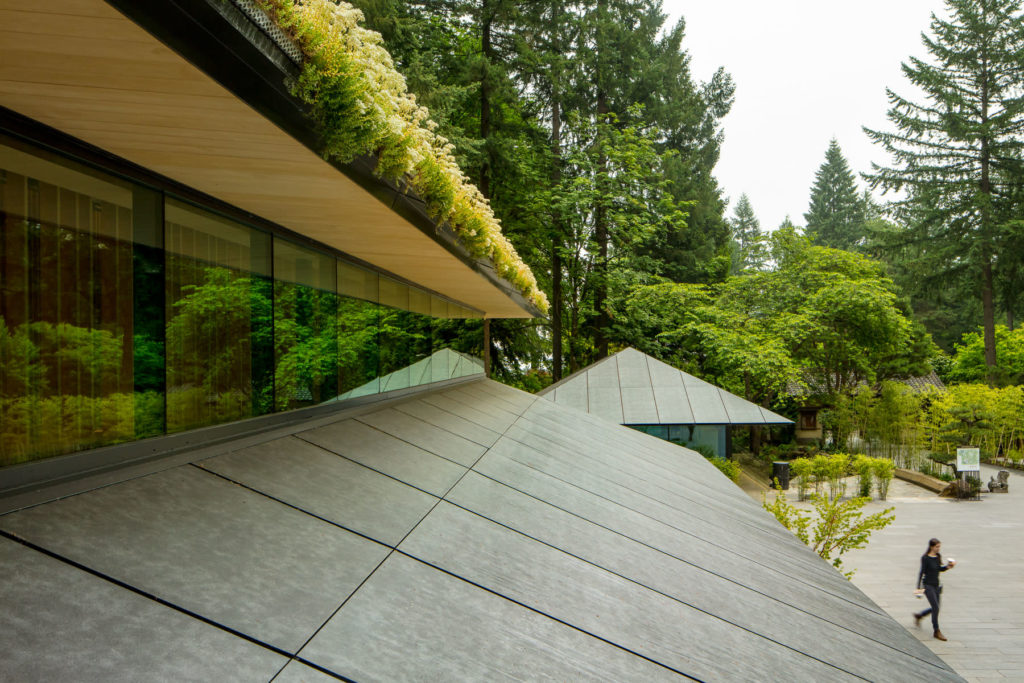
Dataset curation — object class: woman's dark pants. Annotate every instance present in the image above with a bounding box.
[916,585,941,631]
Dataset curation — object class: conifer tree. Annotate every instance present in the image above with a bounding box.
[729,193,766,271]
[865,0,1024,383]
[805,139,865,251]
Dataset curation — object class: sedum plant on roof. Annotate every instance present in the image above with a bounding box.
[256,0,548,313]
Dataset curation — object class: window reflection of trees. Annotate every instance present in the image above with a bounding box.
[337,295,379,395]
[274,281,338,410]
[1,148,483,468]
[165,264,272,432]
[1,168,135,465]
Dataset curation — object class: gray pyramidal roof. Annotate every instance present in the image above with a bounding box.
[335,347,484,400]
[0,378,956,681]
[541,347,793,426]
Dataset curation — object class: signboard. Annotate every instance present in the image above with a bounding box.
[956,447,981,472]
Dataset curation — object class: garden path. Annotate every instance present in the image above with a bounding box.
[745,464,1024,682]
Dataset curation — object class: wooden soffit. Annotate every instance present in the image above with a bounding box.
[0,0,535,318]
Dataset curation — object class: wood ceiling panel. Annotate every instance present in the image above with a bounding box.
[0,0,532,317]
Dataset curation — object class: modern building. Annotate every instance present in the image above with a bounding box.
[1,2,962,680]
[541,347,792,457]
[0,0,542,483]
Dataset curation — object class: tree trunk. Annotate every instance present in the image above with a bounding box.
[569,302,580,373]
[744,371,756,454]
[979,51,998,385]
[983,259,997,380]
[592,0,609,360]
[551,100,563,381]
[593,91,610,360]
[483,318,491,378]
[479,1,493,200]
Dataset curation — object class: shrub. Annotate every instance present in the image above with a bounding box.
[709,457,741,482]
[688,444,740,483]
[255,0,549,312]
[763,488,895,578]
[823,453,850,500]
[809,453,848,500]
[810,454,831,496]
[790,457,814,501]
[873,458,896,501]
[853,455,874,498]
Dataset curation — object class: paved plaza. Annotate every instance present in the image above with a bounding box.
[745,464,1024,682]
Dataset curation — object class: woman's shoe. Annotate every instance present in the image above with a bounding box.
[913,613,922,628]
[934,630,947,641]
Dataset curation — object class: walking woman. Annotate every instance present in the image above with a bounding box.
[913,538,956,641]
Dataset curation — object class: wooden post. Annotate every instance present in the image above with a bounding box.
[483,317,491,378]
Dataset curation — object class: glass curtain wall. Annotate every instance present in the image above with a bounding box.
[164,199,273,432]
[630,424,728,458]
[337,262,379,398]
[0,141,138,464]
[0,135,484,469]
[274,239,338,411]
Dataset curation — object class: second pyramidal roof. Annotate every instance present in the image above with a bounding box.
[540,347,793,426]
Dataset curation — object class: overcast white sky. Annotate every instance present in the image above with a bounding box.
[661,0,944,231]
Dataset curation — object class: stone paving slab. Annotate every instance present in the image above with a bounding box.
[746,463,1024,683]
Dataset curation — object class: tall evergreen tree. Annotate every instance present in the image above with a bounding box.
[729,193,766,271]
[805,139,865,251]
[865,0,1024,384]
[352,0,732,380]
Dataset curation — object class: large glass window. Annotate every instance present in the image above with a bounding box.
[164,199,273,432]
[0,135,485,471]
[0,141,138,465]
[273,238,338,411]
[336,262,379,398]
[630,423,728,458]
[378,277,432,392]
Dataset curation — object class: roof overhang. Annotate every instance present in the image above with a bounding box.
[0,0,538,318]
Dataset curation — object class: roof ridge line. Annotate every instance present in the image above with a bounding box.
[537,349,632,396]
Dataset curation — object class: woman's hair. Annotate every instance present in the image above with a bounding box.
[926,537,942,563]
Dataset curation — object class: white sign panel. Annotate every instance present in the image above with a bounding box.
[956,447,981,472]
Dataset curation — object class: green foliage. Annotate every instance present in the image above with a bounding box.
[872,457,896,501]
[805,139,867,251]
[348,0,735,374]
[920,383,1024,460]
[729,193,767,272]
[762,487,812,545]
[865,0,1024,380]
[950,325,1024,386]
[790,457,814,501]
[804,452,850,501]
[615,239,934,416]
[686,442,740,482]
[853,455,875,498]
[0,318,124,399]
[763,488,895,578]
[708,456,741,483]
[256,0,548,311]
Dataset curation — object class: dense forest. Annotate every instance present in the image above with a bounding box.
[347,0,1024,413]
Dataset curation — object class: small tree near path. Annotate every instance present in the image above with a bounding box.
[764,488,895,578]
